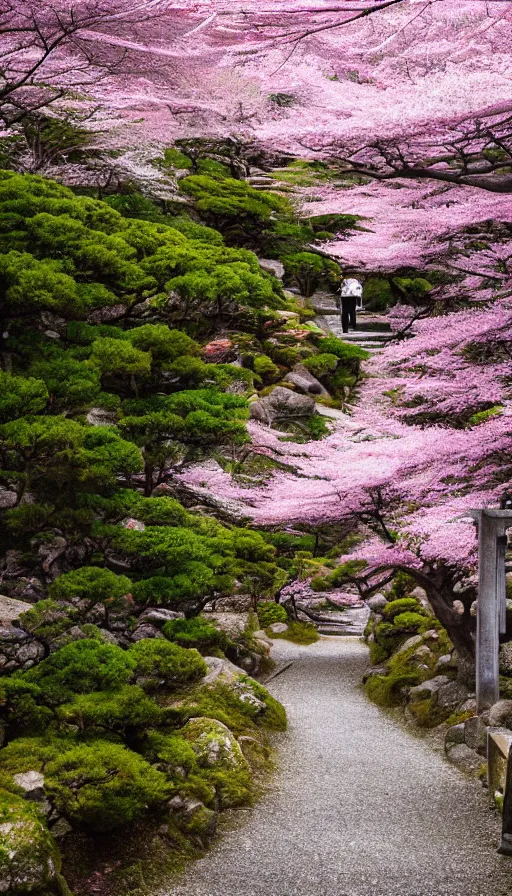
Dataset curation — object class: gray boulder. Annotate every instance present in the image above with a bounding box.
[499,642,512,676]
[13,771,46,803]
[0,597,32,626]
[445,742,485,774]
[207,612,250,639]
[367,593,388,613]
[249,386,315,424]
[139,608,185,627]
[268,622,288,634]
[393,635,423,656]
[409,675,451,701]
[258,259,285,279]
[437,680,470,709]
[488,699,512,728]
[445,723,466,746]
[86,407,117,426]
[409,586,433,615]
[285,364,330,398]
[130,623,164,642]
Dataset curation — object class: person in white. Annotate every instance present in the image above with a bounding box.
[337,277,363,332]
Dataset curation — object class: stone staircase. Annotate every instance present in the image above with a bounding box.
[315,607,370,637]
[315,307,392,354]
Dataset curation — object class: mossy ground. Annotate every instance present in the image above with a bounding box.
[268,621,319,645]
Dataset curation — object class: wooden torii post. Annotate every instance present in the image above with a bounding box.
[471,509,512,712]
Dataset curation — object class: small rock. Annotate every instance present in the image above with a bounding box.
[499,642,512,676]
[488,699,512,728]
[268,622,288,634]
[0,597,32,625]
[393,635,423,656]
[253,629,271,644]
[16,641,45,667]
[139,608,185,627]
[258,258,285,279]
[367,593,388,612]
[130,624,164,642]
[445,723,466,746]
[409,675,450,700]
[436,654,454,672]
[422,629,439,641]
[458,697,477,715]
[13,771,45,802]
[445,742,485,774]
[464,715,487,754]
[49,817,72,839]
[285,364,330,398]
[437,680,470,710]
[413,645,433,661]
[86,407,117,426]
[249,386,315,424]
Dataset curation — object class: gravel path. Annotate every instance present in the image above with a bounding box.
[167,637,511,896]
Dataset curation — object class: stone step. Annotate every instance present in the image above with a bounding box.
[318,627,365,636]
[337,330,390,341]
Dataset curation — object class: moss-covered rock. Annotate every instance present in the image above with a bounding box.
[180,718,253,809]
[381,598,425,621]
[181,717,248,771]
[0,790,60,894]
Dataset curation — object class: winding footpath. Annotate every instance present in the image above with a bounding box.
[167,638,511,896]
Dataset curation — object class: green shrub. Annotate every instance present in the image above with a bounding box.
[315,337,369,372]
[163,617,229,654]
[48,567,132,605]
[0,737,65,789]
[362,277,394,312]
[129,638,207,690]
[204,766,253,809]
[282,252,336,297]
[308,213,360,235]
[144,731,198,775]
[302,353,339,379]
[257,601,288,628]
[56,686,161,733]
[310,559,367,592]
[369,642,389,665]
[175,679,286,734]
[393,612,427,633]
[46,741,170,830]
[387,571,418,600]
[365,670,422,707]
[23,640,135,703]
[130,496,189,527]
[382,598,424,620]
[373,621,406,654]
[253,354,281,384]
[20,599,79,643]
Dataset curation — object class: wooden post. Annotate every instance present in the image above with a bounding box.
[477,512,500,711]
[472,510,512,713]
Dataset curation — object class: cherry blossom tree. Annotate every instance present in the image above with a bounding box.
[0,0,167,127]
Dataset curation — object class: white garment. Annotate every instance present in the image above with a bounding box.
[340,278,363,297]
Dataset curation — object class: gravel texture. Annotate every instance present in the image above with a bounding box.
[166,637,511,896]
